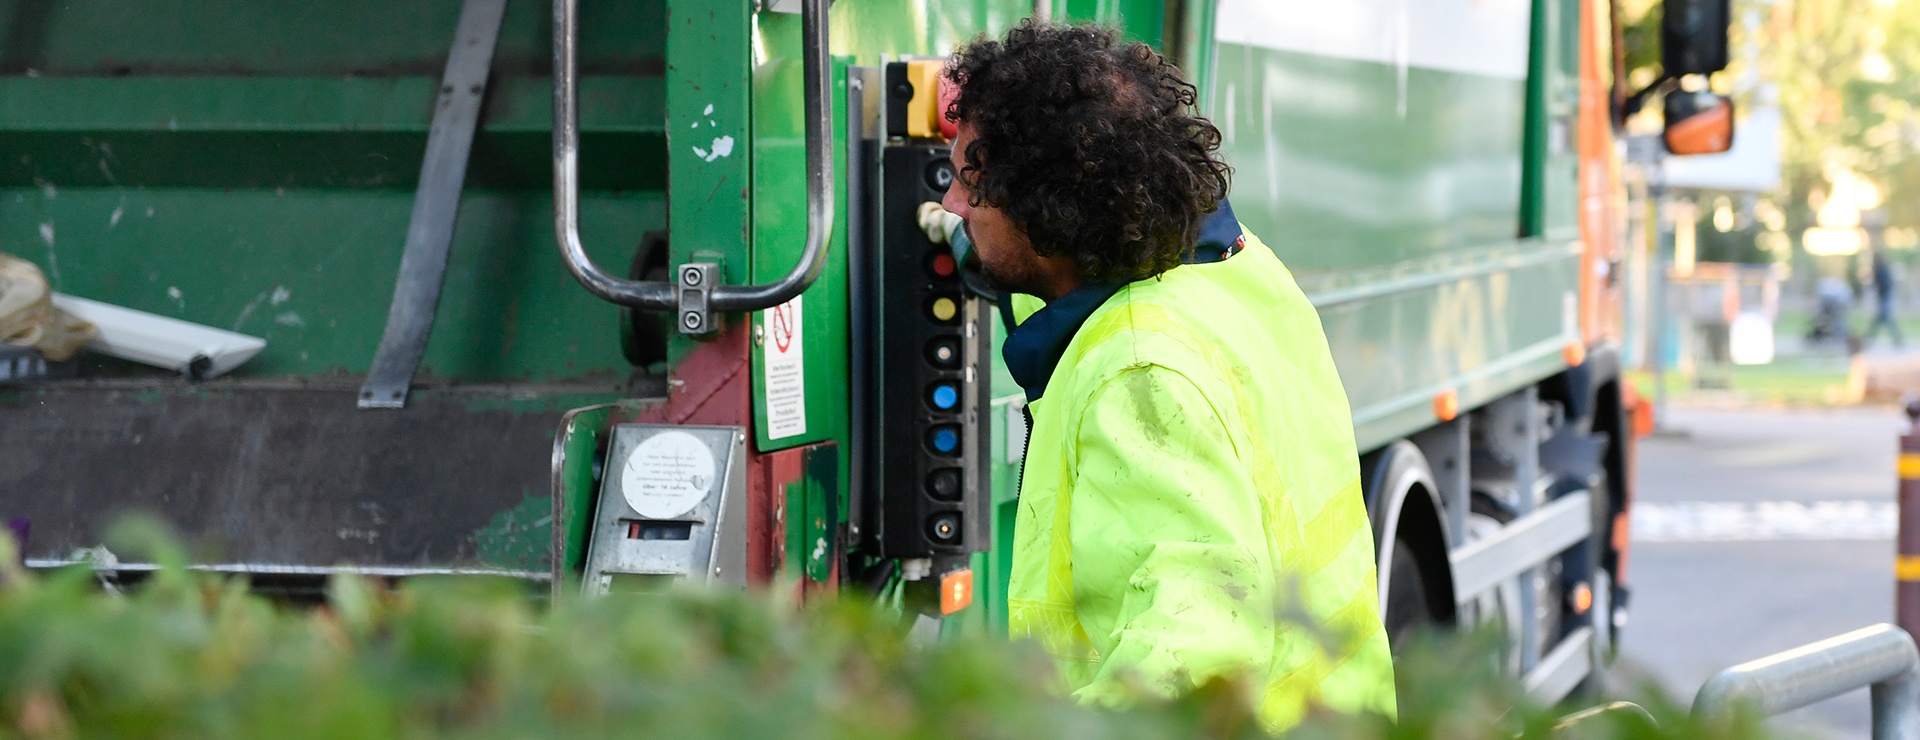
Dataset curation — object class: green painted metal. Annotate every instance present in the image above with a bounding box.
[1212,46,1526,272]
[1057,0,1163,46]
[554,405,615,580]
[777,443,841,582]
[0,0,663,75]
[742,0,1034,629]
[1,0,673,572]
[1208,37,1581,451]
[1521,0,1552,238]
[0,77,663,190]
[552,400,666,580]
[1519,0,1584,242]
[0,0,668,383]
[747,43,849,458]
[0,187,650,381]
[10,0,1598,624]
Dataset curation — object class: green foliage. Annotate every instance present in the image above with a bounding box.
[1710,0,1920,242]
[0,525,1770,740]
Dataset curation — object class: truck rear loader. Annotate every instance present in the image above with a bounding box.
[0,0,1735,702]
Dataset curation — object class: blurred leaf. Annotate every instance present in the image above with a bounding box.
[0,523,1785,740]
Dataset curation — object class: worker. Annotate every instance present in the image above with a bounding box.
[925,21,1396,731]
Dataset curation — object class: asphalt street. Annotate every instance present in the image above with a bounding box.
[1614,404,1906,739]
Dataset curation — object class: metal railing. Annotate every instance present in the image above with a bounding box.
[550,0,835,331]
[1692,623,1920,740]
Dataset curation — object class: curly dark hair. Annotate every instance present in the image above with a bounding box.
[945,21,1231,285]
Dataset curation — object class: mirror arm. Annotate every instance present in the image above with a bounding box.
[1620,73,1678,121]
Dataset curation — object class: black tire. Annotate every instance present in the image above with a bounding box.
[1383,538,1432,651]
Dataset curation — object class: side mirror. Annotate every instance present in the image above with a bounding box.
[1663,0,1731,75]
[1664,90,1734,155]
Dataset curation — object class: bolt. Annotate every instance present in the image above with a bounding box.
[683,312,701,330]
[682,267,703,286]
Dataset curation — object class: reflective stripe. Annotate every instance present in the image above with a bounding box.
[1899,554,1920,582]
[1259,584,1385,727]
[1900,453,1920,481]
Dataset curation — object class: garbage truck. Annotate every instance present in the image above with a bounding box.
[0,0,1734,702]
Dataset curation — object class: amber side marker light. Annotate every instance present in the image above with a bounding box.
[1564,341,1587,368]
[1433,389,1459,422]
[941,568,974,614]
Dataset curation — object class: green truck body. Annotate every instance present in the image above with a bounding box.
[1,0,1637,693]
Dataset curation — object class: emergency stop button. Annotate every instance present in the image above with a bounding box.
[904,60,945,140]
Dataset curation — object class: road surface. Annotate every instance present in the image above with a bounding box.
[1614,404,1905,739]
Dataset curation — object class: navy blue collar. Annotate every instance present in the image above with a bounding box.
[1000,200,1242,402]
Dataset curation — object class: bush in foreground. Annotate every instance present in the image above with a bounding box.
[0,528,1768,740]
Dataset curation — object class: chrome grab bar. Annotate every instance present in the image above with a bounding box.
[550,0,835,329]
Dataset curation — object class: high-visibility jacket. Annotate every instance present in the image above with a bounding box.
[1004,226,1396,731]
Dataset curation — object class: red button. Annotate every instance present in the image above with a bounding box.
[931,253,956,277]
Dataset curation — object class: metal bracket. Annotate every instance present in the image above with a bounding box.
[359,0,506,409]
[0,344,46,384]
[676,263,718,334]
[1450,491,1592,604]
[581,424,748,594]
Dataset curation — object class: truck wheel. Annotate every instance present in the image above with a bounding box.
[1384,538,1431,649]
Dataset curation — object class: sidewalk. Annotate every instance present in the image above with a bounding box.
[1636,317,1920,408]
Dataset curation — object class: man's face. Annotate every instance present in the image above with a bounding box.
[942,121,1052,297]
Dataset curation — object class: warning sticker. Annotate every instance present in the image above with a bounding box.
[621,430,715,519]
[763,296,807,439]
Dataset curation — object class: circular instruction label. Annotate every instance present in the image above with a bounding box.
[621,431,716,519]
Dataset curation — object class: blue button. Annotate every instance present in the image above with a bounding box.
[932,428,959,453]
[931,384,958,409]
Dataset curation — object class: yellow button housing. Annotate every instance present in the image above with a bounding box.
[906,60,944,139]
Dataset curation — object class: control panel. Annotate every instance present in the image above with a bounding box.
[850,61,992,562]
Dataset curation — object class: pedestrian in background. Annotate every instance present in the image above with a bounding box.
[1864,218,1904,349]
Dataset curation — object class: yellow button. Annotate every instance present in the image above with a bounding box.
[930,297,957,322]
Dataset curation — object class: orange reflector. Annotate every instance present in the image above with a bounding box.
[1631,398,1655,438]
[1432,390,1459,422]
[1571,582,1594,614]
[1563,341,1587,368]
[940,568,974,614]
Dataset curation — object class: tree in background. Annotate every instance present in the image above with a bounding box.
[1621,0,1920,288]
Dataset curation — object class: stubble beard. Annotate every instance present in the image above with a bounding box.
[968,221,1053,298]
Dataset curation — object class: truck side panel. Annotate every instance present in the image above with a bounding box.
[1210,0,1584,452]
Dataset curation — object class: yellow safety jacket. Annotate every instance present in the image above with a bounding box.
[1002,221,1396,731]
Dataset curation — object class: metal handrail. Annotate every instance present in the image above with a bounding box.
[550,0,835,315]
[1692,623,1920,740]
